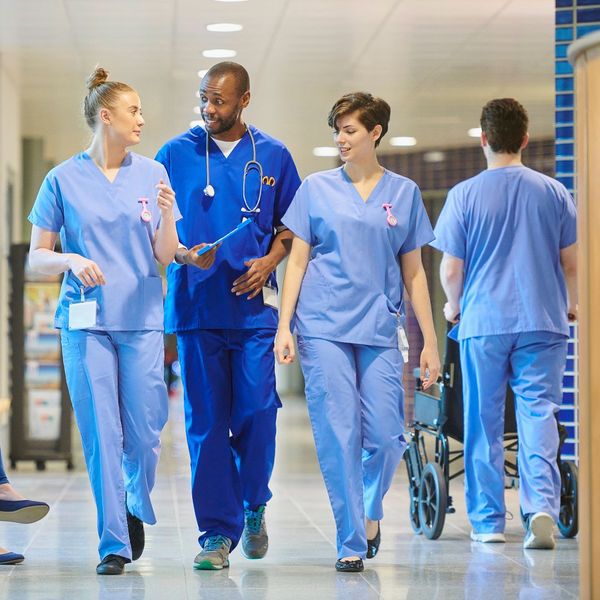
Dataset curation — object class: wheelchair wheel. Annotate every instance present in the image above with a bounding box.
[408,483,422,534]
[558,460,578,538]
[417,462,447,540]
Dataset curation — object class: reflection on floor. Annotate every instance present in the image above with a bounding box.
[0,395,579,599]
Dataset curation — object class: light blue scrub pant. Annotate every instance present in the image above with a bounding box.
[61,329,168,560]
[176,329,279,551]
[460,331,567,534]
[297,336,406,559]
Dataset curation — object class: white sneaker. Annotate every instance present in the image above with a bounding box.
[470,531,506,543]
[523,512,555,550]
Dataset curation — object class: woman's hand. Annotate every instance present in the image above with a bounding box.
[420,343,441,390]
[67,254,106,287]
[156,180,176,216]
[275,327,295,364]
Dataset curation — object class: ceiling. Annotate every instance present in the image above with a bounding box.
[0,0,555,176]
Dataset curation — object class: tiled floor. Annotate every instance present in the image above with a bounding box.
[0,395,579,599]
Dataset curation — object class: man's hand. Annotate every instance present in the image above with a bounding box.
[443,302,460,323]
[231,256,276,300]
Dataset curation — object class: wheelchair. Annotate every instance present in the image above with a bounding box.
[403,334,579,540]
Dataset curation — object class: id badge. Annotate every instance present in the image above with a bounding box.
[262,285,278,310]
[397,325,409,363]
[69,299,97,330]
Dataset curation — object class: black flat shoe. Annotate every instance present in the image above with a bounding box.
[366,522,380,559]
[335,558,364,573]
[126,507,145,561]
[96,554,128,575]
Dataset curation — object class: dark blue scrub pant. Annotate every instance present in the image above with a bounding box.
[0,449,8,485]
[177,328,280,550]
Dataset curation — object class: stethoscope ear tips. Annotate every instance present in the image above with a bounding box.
[204,184,215,198]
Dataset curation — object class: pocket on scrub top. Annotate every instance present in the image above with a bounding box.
[297,280,331,314]
[142,276,164,328]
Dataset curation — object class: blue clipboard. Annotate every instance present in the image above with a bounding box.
[196,218,253,256]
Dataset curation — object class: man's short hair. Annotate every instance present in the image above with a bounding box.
[327,92,391,147]
[480,98,529,154]
[204,61,250,96]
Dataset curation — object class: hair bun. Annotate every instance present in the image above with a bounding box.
[86,67,109,91]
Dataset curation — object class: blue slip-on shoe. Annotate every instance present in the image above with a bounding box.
[0,552,25,565]
[0,499,49,524]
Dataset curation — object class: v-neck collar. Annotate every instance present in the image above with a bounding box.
[340,166,388,205]
[81,151,131,187]
[206,128,251,162]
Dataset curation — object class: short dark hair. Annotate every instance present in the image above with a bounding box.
[480,98,529,154]
[204,61,250,96]
[327,92,391,147]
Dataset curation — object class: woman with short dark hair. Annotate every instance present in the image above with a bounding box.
[275,92,440,571]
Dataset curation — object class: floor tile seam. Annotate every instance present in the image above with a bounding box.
[284,492,381,597]
[164,434,193,594]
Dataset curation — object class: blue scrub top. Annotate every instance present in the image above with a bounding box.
[155,125,301,333]
[431,165,577,340]
[282,167,434,348]
[28,152,181,331]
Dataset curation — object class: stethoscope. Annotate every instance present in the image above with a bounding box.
[203,126,263,215]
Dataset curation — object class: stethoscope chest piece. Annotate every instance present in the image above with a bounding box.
[204,184,215,198]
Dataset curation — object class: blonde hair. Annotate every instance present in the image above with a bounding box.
[83,67,135,130]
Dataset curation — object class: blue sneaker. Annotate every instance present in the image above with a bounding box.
[241,505,268,559]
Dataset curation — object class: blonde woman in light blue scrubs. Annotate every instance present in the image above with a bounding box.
[275,92,440,572]
[28,67,180,575]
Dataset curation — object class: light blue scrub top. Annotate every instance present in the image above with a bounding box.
[28,152,181,331]
[430,165,577,340]
[155,125,301,333]
[282,167,434,348]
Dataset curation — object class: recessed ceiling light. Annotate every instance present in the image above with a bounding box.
[207,23,243,32]
[193,106,201,114]
[423,151,446,163]
[198,69,208,78]
[468,127,482,138]
[389,136,417,147]
[202,49,237,58]
[190,120,204,128]
[313,147,339,157]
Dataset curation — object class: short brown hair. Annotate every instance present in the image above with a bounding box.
[83,67,135,130]
[327,92,391,147]
[480,98,528,154]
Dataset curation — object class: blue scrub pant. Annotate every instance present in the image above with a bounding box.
[460,331,567,534]
[61,329,168,560]
[0,448,8,485]
[297,336,406,559]
[176,329,280,551]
